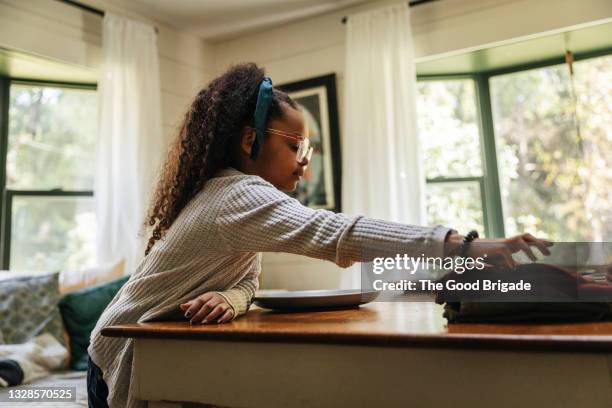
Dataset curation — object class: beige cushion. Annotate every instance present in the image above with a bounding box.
[59,258,125,294]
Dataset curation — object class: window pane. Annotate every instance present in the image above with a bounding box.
[417,80,483,178]
[8,85,97,190]
[10,196,96,272]
[573,55,612,242]
[491,59,611,241]
[426,181,485,234]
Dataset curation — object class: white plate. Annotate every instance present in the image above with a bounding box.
[253,289,380,311]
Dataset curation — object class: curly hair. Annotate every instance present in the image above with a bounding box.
[144,63,298,255]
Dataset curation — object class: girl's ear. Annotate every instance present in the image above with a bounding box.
[240,127,256,157]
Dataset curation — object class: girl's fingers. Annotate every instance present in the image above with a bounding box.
[533,240,552,256]
[184,298,204,319]
[180,293,233,324]
[523,234,553,255]
[198,292,215,303]
[517,240,537,261]
[190,301,215,323]
[183,292,215,318]
[204,304,229,323]
[217,309,234,323]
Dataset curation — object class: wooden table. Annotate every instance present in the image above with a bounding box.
[102,295,612,408]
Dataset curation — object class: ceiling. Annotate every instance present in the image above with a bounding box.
[127,0,370,42]
[4,3,610,82]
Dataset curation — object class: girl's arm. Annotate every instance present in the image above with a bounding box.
[215,176,452,266]
[214,259,260,321]
[180,260,259,323]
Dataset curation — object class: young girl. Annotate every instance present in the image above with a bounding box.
[87,63,549,408]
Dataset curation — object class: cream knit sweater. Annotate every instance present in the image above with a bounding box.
[88,166,451,407]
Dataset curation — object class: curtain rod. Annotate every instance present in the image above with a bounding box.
[341,0,439,23]
[56,0,159,34]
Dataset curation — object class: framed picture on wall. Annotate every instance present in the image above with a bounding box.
[278,74,342,212]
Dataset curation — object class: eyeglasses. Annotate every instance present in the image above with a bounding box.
[247,126,313,164]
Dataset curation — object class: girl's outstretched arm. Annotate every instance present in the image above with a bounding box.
[216,176,452,267]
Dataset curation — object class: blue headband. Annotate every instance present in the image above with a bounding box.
[250,76,273,160]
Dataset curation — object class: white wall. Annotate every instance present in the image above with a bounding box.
[0,0,215,148]
[210,0,612,290]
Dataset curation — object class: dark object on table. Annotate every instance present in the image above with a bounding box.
[435,263,612,323]
[442,301,612,323]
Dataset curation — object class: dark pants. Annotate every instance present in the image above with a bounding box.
[87,355,109,408]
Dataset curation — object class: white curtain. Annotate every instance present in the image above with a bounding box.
[341,3,424,288]
[95,13,163,274]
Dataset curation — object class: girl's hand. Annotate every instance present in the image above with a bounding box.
[466,233,553,269]
[179,292,235,324]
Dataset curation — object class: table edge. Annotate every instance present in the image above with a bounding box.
[101,326,612,352]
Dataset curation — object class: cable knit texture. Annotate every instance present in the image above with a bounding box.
[87,166,452,407]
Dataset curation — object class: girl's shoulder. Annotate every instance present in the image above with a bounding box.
[213,167,246,179]
[208,168,293,210]
[191,168,276,208]
[210,167,274,190]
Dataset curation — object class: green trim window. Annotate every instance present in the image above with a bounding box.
[417,77,497,237]
[417,50,612,241]
[0,78,97,271]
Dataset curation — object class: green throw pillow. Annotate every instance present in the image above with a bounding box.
[58,275,129,370]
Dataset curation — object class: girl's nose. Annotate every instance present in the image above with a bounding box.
[298,146,313,167]
[298,155,310,167]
